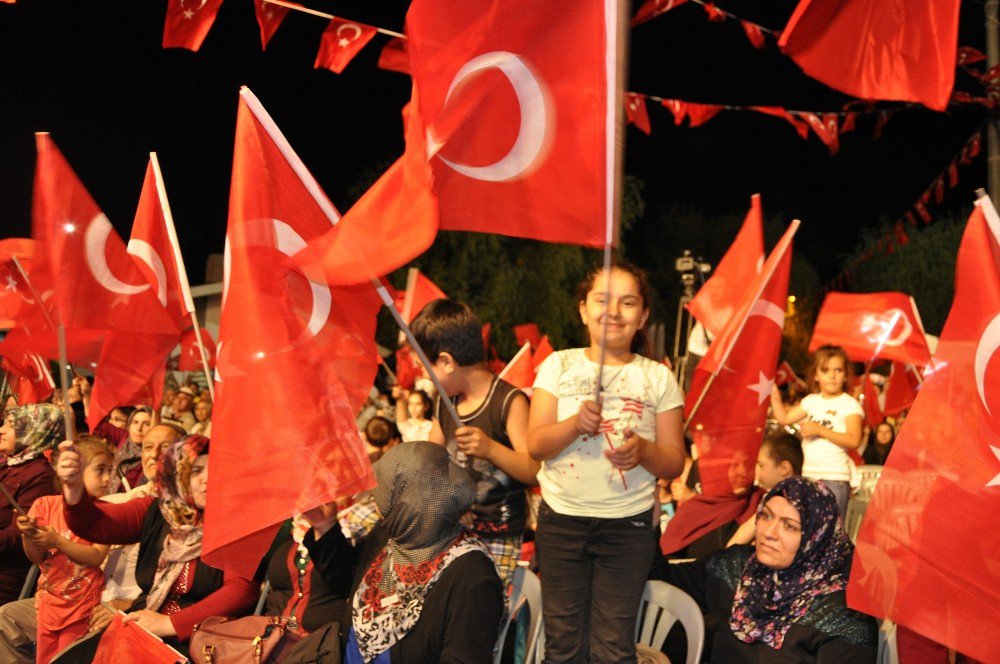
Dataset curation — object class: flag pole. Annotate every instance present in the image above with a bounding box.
[150,152,215,402]
[262,0,406,39]
[684,220,800,430]
[10,256,75,437]
[377,356,397,384]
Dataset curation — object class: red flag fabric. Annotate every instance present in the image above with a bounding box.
[93,615,185,664]
[378,37,410,75]
[253,0,288,49]
[314,18,377,74]
[532,335,554,371]
[883,362,920,416]
[847,200,1000,664]
[498,342,533,389]
[860,373,883,430]
[630,0,688,27]
[178,328,216,372]
[741,20,765,49]
[778,0,961,111]
[407,0,620,248]
[205,88,380,577]
[402,268,446,323]
[684,221,798,496]
[687,194,765,338]
[481,323,491,353]
[0,239,36,329]
[1,353,54,405]
[394,345,418,390]
[625,93,651,135]
[774,360,806,389]
[810,292,932,366]
[513,323,542,350]
[162,0,223,51]
[750,106,810,140]
[294,88,438,286]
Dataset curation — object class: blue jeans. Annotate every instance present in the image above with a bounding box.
[535,501,655,664]
[820,479,851,518]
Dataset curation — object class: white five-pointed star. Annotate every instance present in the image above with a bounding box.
[988,446,1000,487]
[183,9,195,19]
[4,274,16,292]
[338,37,351,47]
[747,370,774,406]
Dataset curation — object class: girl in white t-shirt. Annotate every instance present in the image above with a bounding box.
[528,262,685,663]
[770,345,863,516]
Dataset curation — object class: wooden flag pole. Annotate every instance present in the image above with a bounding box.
[150,152,215,402]
[10,256,75,437]
[262,0,406,39]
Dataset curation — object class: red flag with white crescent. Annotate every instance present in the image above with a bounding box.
[253,0,288,49]
[810,292,932,366]
[204,87,380,577]
[314,18,377,74]
[684,221,797,497]
[407,0,621,248]
[162,0,224,51]
[630,0,688,27]
[178,328,216,371]
[847,199,1000,663]
[0,239,36,330]
[1,353,54,405]
[624,93,651,135]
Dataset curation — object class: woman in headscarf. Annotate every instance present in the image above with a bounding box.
[342,440,504,663]
[106,406,152,493]
[652,477,878,663]
[0,403,62,603]
[57,434,257,659]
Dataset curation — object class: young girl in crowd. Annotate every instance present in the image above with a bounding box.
[393,388,433,443]
[17,436,113,663]
[770,345,863,517]
[528,261,686,663]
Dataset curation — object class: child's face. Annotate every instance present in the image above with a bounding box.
[578,269,649,353]
[814,355,847,395]
[406,394,426,420]
[83,453,113,497]
[755,446,788,491]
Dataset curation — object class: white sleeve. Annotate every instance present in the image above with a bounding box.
[532,351,563,396]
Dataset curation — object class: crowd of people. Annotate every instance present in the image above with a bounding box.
[0,259,945,664]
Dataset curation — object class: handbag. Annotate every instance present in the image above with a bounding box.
[190,616,299,664]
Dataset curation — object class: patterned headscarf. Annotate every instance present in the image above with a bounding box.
[145,435,209,613]
[730,477,854,649]
[3,404,65,466]
[352,441,492,663]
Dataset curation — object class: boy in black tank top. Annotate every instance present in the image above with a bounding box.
[411,300,538,587]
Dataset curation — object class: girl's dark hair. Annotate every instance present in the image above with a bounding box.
[575,260,653,357]
[807,345,852,393]
[409,390,433,420]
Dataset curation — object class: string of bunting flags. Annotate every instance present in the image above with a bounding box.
[631,0,779,46]
[820,122,987,295]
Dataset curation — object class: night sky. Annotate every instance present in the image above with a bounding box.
[0,0,991,283]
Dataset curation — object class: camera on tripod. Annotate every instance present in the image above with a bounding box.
[674,250,711,276]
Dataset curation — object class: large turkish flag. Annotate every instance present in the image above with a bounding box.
[810,292,932,367]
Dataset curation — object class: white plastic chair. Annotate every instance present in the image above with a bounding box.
[635,580,704,664]
[855,465,884,500]
[878,619,898,664]
[495,564,545,664]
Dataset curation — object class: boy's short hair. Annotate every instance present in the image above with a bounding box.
[761,432,803,476]
[365,416,400,449]
[410,299,485,367]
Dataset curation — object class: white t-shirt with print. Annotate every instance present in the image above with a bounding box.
[799,392,864,482]
[532,348,684,518]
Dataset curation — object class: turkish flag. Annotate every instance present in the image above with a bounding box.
[631,0,688,27]
[810,292,932,366]
[204,87,380,577]
[847,199,1000,664]
[498,342,533,389]
[532,335,554,371]
[314,18,377,74]
[685,221,797,497]
[178,327,216,371]
[860,373,883,430]
[778,0,960,111]
[774,359,805,388]
[513,323,542,350]
[883,362,920,416]
[402,268,446,323]
[0,239,36,329]
[294,88,438,286]
[162,0,223,51]
[625,93,651,135]
[394,344,419,390]
[407,0,621,248]
[93,614,186,664]
[378,37,410,75]
[253,0,288,49]
[687,194,765,338]
[0,353,54,405]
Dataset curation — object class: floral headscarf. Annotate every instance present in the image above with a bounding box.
[145,435,209,613]
[3,404,65,466]
[730,477,854,649]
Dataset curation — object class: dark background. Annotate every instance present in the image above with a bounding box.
[0,0,991,284]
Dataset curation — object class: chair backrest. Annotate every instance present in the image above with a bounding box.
[253,578,272,616]
[855,465,884,500]
[878,619,898,664]
[635,580,704,664]
[844,497,869,543]
[495,564,545,664]
[18,563,39,601]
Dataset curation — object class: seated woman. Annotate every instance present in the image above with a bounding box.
[190,400,212,438]
[106,406,153,493]
[0,404,62,603]
[652,477,878,663]
[319,441,504,663]
[56,435,258,660]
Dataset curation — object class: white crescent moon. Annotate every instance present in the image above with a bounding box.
[85,214,151,296]
[434,51,551,183]
[749,300,784,329]
[975,313,1000,416]
[126,239,168,307]
[178,0,208,9]
[29,355,45,383]
[213,340,224,383]
[335,23,362,42]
